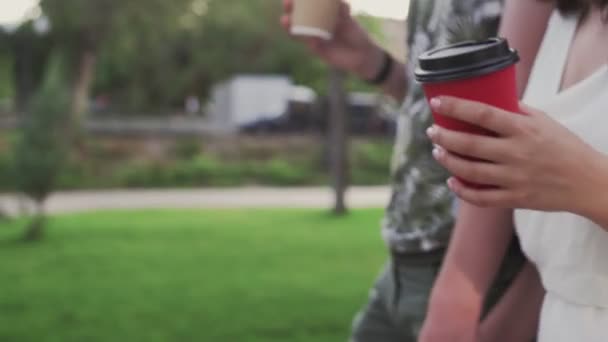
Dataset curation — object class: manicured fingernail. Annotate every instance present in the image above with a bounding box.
[433,147,441,159]
[432,147,444,160]
[447,178,455,189]
[430,97,441,109]
[426,126,437,138]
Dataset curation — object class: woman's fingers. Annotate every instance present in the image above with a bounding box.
[426,125,508,162]
[447,177,520,208]
[433,148,516,187]
[431,97,525,136]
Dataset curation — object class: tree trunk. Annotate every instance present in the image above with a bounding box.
[71,49,96,118]
[328,68,349,215]
[69,49,96,135]
[13,37,34,114]
[23,201,45,242]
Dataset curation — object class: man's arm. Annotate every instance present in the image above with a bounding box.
[378,59,407,102]
[419,1,554,341]
[281,0,408,101]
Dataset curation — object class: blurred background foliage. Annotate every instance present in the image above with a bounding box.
[0,0,385,115]
[0,0,396,338]
[0,136,392,190]
[0,0,393,192]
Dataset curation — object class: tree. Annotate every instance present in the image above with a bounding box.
[90,0,329,113]
[328,68,349,215]
[40,0,108,121]
[13,53,69,241]
[0,24,52,114]
[40,0,193,120]
[36,0,387,115]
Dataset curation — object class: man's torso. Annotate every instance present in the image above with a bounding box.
[383,0,503,254]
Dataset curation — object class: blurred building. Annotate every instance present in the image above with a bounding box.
[206,75,294,131]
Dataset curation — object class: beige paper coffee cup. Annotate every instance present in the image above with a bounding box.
[291,0,341,40]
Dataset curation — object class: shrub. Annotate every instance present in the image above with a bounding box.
[253,158,315,186]
[13,54,69,240]
[0,152,14,191]
[350,140,392,185]
[115,162,173,188]
[7,136,392,190]
[171,139,202,160]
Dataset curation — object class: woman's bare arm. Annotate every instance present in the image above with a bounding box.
[419,2,553,341]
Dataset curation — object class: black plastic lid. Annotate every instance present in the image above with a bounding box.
[415,38,519,83]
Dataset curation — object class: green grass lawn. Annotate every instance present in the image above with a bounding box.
[0,209,386,342]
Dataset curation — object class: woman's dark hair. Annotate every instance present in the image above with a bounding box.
[554,0,608,15]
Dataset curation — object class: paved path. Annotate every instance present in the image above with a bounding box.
[0,186,390,216]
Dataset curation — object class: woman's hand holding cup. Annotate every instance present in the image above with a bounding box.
[426,97,606,215]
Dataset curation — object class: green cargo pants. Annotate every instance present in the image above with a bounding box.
[351,240,526,342]
[350,258,441,342]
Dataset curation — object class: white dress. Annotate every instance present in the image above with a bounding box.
[515,11,608,341]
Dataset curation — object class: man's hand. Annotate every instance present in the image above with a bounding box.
[280,0,384,80]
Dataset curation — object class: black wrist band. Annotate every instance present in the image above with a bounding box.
[368,50,394,85]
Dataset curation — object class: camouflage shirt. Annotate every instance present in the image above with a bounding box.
[383,0,503,253]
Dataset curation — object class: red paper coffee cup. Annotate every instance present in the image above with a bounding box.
[415,38,520,187]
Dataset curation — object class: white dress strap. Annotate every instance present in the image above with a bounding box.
[523,11,579,105]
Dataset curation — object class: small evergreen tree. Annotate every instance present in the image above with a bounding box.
[13,54,69,241]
